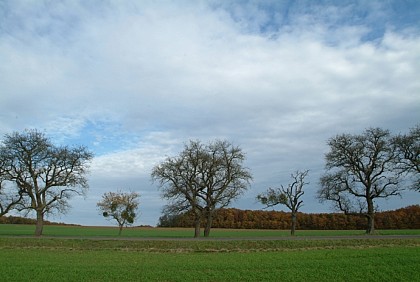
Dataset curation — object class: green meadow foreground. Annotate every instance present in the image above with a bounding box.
[0,226,419,281]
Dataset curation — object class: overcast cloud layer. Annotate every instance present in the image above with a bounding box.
[1,0,419,226]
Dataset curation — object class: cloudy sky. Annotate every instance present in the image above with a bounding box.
[1,0,419,226]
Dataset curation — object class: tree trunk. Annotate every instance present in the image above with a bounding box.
[118,225,123,236]
[35,210,44,236]
[366,213,375,234]
[204,214,213,237]
[290,212,297,236]
[194,216,201,238]
[366,198,375,234]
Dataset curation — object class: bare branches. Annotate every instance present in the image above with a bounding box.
[0,179,24,217]
[152,139,252,237]
[0,130,93,236]
[393,124,420,191]
[257,170,309,235]
[317,127,404,234]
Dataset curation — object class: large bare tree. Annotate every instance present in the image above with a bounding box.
[317,128,402,234]
[152,140,252,237]
[257,170,309,236]
[152,140,206,237]
[0,130,93,236]
[200,140,252,237]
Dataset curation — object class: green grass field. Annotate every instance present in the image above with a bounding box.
[1,224,420,237]
[1,225,419,281]
[1,245,419,281]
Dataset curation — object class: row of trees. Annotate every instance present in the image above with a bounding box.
[158,205,420,230]
[0,130,141,236]
[154,126,419,236]
[0,125,418,236]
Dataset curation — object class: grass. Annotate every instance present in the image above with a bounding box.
[1,224,420,238]
[1,247,419,281]
[1,236,419,251]
[1,225,419,281]
[0,237,419,281]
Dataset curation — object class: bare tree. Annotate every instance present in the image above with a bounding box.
[317,128,402,234]
[394,124,420,191]
[0,130,93,236]
[152,140,206,237]
[152,140,252,237]
[257,170,309,236]
[201,140,252,237]
[97,191,140,235]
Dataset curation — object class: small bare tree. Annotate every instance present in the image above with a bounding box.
[97,191,140,235]
[257,170,309,236]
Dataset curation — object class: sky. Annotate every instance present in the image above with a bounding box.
[1,0,419,226]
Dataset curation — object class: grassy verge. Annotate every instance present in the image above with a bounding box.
[1,224,420,237]
[1,237,419,252]
[0,237,419,281]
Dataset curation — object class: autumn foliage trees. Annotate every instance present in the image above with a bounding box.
[158,205,420,230]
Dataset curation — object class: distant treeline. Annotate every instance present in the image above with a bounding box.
[0,216,80,226]
[159,205,420,230]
